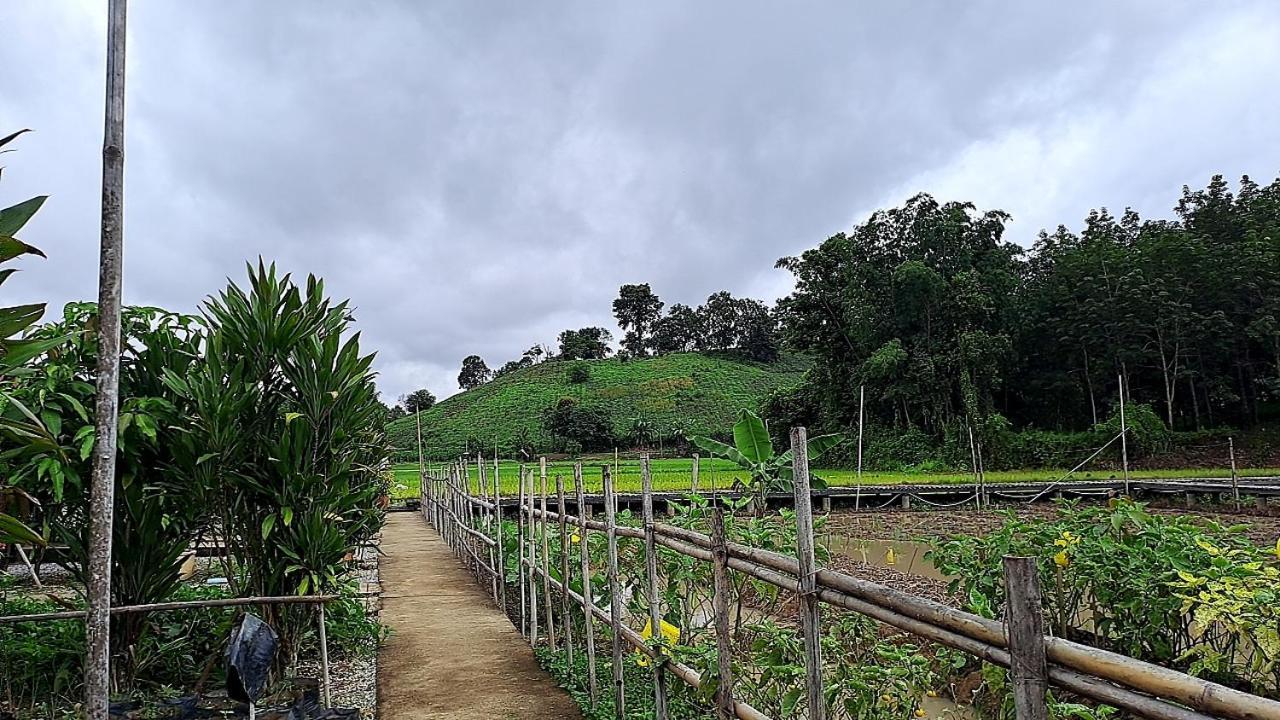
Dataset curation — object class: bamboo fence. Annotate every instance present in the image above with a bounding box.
[421,428,1280,720]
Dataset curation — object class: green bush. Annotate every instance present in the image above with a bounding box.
[566,362,590,384]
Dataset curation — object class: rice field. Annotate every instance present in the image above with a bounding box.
[387,458,1280,500]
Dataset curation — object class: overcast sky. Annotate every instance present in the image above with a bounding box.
[4,2,1279,402]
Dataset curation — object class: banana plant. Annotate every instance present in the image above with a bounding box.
[687,409,844,493]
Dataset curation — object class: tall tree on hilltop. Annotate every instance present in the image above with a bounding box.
[700,291,741,350]
[558,326,613,359]
[458,354,491,390]
[613,283,664,357]
[401,388,436,414]
[651,303,705,354]
[737,298,780,362]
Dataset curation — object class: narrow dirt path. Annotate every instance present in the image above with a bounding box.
[377,511,583,719]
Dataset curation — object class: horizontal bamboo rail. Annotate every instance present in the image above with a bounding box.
[0,593,338,625]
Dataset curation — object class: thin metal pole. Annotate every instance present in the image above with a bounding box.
[855,385,865,511]
[576,463,599,709]
[86,1,128,713]
[415,410,425,481]
[641,455,669,719]
[317,603,332,708]
[968,423,981,508]
[1228,437,1241,511]
[604,465,625,718]
[1119,374,1131,496]
[791,427,826,720]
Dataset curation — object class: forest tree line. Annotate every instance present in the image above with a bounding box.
[768,175,1280,456]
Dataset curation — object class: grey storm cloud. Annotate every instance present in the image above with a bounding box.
[3,1,1279,401]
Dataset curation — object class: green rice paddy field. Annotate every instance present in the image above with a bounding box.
[388,457,1280,500]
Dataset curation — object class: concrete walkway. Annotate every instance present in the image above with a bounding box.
[377,511,583,719]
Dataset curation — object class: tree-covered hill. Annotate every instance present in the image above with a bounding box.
[387,352,807,460]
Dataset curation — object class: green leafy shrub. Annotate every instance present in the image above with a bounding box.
[566,362,590,384]
[929,500,1276,695]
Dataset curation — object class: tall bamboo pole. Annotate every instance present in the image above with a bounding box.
[494,447,506,614]
[518,465,528,638]
[540,458,556,649]
[86,2,128,713]
[557,474,574,666]
[641,456,669,719]
[575,463,599,708]
[604,465,625,718]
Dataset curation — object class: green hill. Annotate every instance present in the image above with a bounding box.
[388,352,807,460]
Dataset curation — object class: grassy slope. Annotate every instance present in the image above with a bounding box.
[387,352,808,460]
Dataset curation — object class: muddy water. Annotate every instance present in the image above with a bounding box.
[825,536,955,582]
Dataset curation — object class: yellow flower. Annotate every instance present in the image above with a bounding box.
[640,617,681,645]
[571,533,582,544]
[1053,551,1070,568]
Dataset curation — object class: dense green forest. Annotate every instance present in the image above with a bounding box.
[766,175,1280,464]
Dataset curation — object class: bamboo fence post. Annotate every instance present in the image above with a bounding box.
[540,458,557,649]
[527,467,539,645]
[495,452,507,614]
[642,455,669,718]
[557,473,575,667]
[691,453,700,493]
[791,427,826,720]
[86,3,129,714]
[518,465,529,638]
[1003,556,1049,720]
[463,460,476,573]
[710,508,735,720]
[604,464,625,718]
[481,453,499,601]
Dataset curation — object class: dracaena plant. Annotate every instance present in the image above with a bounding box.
[169,261,389,666]
[687,409,844,495]
[0,128,69,547]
